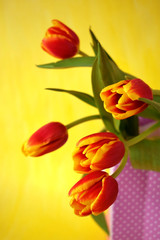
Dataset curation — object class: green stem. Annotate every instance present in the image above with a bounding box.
[78,49,89,57]
[66,115,101,130]
[111,148,128,179]
[152,89,160,96]
[127,121,160,147]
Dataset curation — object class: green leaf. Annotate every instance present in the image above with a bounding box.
[94,44,139,135]
[91,56,115,132]
[89,31,139,135]
[97,44,125,86]
[36,57,95,69]
[90,29,138,82]
[138,95,160,120]
[89,28,99,55]
[138,105,160,120]
[89,29,116,64]
[46,88,96,108]
[90,29,136,82]
[91,213,110,235]
[129,138,160,172]
[140,97,160,114]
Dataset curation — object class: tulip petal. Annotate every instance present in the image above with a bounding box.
[23,135,68,157]
[124,78,153,100]
[72,146,86,160]
[41,20,79,59]
[113,103,147,119]
[91,141,125,170]
[73,147,91,173]
[73,132,125,173]
[52,19,79,45]
[91,176,118,215]
[22,122,68,157]
[118,92,132,106]
[74,163,90,173]
[100,80,128,94]
[46,27,70,39]
[42,36,78,59]
[27,122,67,146]
[100,79,153,120]
[69,198,85,210]
[80,158,91,167]
[78,181,102,205]
[77,132,118,148]
[78,205,92,216]
[68,171,108,196]
[103,92,121,111]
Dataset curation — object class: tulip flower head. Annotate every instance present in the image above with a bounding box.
[100,78,153,120]
[73,132,125,174]
[68,171,118,216]
[22,122,68,157]
[41,19,80,59]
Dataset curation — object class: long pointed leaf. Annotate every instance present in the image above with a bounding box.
[37,57,95,69]
[90,29,137,82]
[90,29,115,63]
[138,95,160,120]
[91,55,115,132]
[140,97,160,114]
[91,213,110,235]
[89,28,99,55]
[46,88,96,107]
[97,44,125,85]
[129,138,160,172]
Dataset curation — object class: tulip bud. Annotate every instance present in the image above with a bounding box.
[68,171,118,216]
[22,122,68,157]
[73,132,125,174]
[100,78,153,120]
[41,19,80,59]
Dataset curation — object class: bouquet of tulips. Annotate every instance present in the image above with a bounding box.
[22,20,160,236]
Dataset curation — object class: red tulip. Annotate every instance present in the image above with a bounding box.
[68,171,118,216]
[100,78,153,120]
[73,132,125,174]
[22,122,68,157]
[41,19,79,59]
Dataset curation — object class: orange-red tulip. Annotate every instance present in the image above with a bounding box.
[68,171,118,216]
[22,122,68,157]
[73,132,125,174]
[100,78,153,120]
[41,19,79,59]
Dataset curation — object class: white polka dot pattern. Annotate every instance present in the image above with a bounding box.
[111,159,160,240]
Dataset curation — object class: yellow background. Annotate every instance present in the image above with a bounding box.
[1,0,160,239]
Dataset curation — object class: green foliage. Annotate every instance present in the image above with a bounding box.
[138,95,160,120]
[91,213,110,235]
[46,88,96,107]
[140,97,160,117]
[36,57,95,69]
[90,30,140,136]
[91,47,115,132]
[129,138,160,172]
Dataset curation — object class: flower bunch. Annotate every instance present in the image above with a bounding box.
[22,19,160,234]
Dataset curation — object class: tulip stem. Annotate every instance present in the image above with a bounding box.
[78,50,89,57]
[111,148,128,179]
[126,121,160,147]
[66,114,101,130]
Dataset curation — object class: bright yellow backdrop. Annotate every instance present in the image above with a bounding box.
[1,0,160,239]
